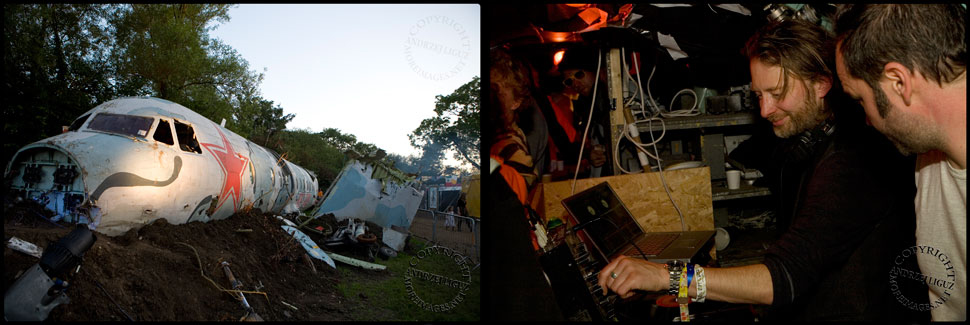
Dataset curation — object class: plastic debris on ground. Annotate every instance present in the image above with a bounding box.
[6,237,43,259]
[280,225,336,269]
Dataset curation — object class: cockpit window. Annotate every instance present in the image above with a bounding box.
[153,119,175,146]
[68,113,91,132]
[87,113,154,138]
[174,120,202,154]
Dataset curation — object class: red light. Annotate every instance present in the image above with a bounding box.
[553,50,565,66]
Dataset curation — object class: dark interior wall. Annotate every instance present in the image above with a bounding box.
[437,189,461,212]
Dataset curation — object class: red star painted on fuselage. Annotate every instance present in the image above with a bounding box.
[200,125,249,213]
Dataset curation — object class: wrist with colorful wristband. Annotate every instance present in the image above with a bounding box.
[666,260,683,295]
[678,269,690,322]
[686,263,694,288]
[693,264,707,303]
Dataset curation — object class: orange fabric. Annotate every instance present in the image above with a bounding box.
[493,155,541,251]
[494,155,529,205]
[491,125,538,188]
[491,131,534,170]
[547,93,577,142]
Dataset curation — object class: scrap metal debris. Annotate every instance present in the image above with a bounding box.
[221,261,264,322]
[6,237,43,259]
[280,224,335,269]
[324,251,387,271]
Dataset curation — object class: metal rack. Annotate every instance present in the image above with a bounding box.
[633,111,772,202]
[638,112,761,131]
[712,181,772,202]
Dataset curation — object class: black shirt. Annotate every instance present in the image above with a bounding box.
[761,115,929,321]
[484,167,565,321]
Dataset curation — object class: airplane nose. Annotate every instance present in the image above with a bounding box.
[7,145,84,192]
[6,144,87,220]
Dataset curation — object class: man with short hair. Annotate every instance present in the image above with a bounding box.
[597,19,926,321]
[834,4,966,321]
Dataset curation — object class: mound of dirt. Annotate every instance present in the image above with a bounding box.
[3,207,388,321]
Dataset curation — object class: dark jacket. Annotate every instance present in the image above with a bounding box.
[762,111,929,321]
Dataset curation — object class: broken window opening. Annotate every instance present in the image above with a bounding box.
[153,119,175,146]
[68,113,91,132]
[174,120,202,154]
[87,113,154,138]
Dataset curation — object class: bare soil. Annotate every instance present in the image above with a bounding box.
[3,203,394,321]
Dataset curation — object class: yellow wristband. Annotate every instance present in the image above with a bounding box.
[678,269,690,322]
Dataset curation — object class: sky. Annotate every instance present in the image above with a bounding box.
[209,4,480,169]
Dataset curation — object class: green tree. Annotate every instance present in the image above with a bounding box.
[109,4,293,140]
[318,128,359,151]
[1,4,329,188]
[233,90,294,143]
[111,4,231,98]
[352,142,380,157]
[253,99,295,148]
[409,76,480,170]
[413,141,446,177]
[385,153,420,175]
[274,128,347,191]
[316,128,382,157]
[2,4,118,166]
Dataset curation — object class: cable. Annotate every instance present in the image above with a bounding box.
[571,49,603,195]
[646,64,660,115]
[79,260,135,321]
[616,48,644,174]
[620,48,640,108]
[631,50,688,230]
[579,47,686,230]
[613,118,666,174]
[615,49,666,173]
[613,123,688,231]
[631,51,650,120]
[632,53,669,150]
[648,116,687,231]
[93,278,135,321]
[642,59,699,118]
[664,88,701,117]
[617,50,668,174]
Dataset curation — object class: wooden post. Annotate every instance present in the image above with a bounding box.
[607,49,650,174]
[607,48,626,176]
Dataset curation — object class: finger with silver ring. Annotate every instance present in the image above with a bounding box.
[610,272,619,279]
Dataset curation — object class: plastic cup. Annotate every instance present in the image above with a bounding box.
[726,170,742,190]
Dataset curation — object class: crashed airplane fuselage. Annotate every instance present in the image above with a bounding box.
[4,97,319,236]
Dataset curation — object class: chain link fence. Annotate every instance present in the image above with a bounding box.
[409,209,479,266]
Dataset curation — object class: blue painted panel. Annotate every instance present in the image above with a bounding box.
[316,165,366,213]
[375,204,408,228]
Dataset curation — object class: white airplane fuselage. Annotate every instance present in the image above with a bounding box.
[5,97,319,236]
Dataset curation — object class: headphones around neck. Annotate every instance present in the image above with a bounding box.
[785,119,836,164]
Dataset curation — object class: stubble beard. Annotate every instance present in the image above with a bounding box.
[873,87,944,156]
[771,92,827,139]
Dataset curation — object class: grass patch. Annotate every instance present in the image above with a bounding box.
[336,237,480,321]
